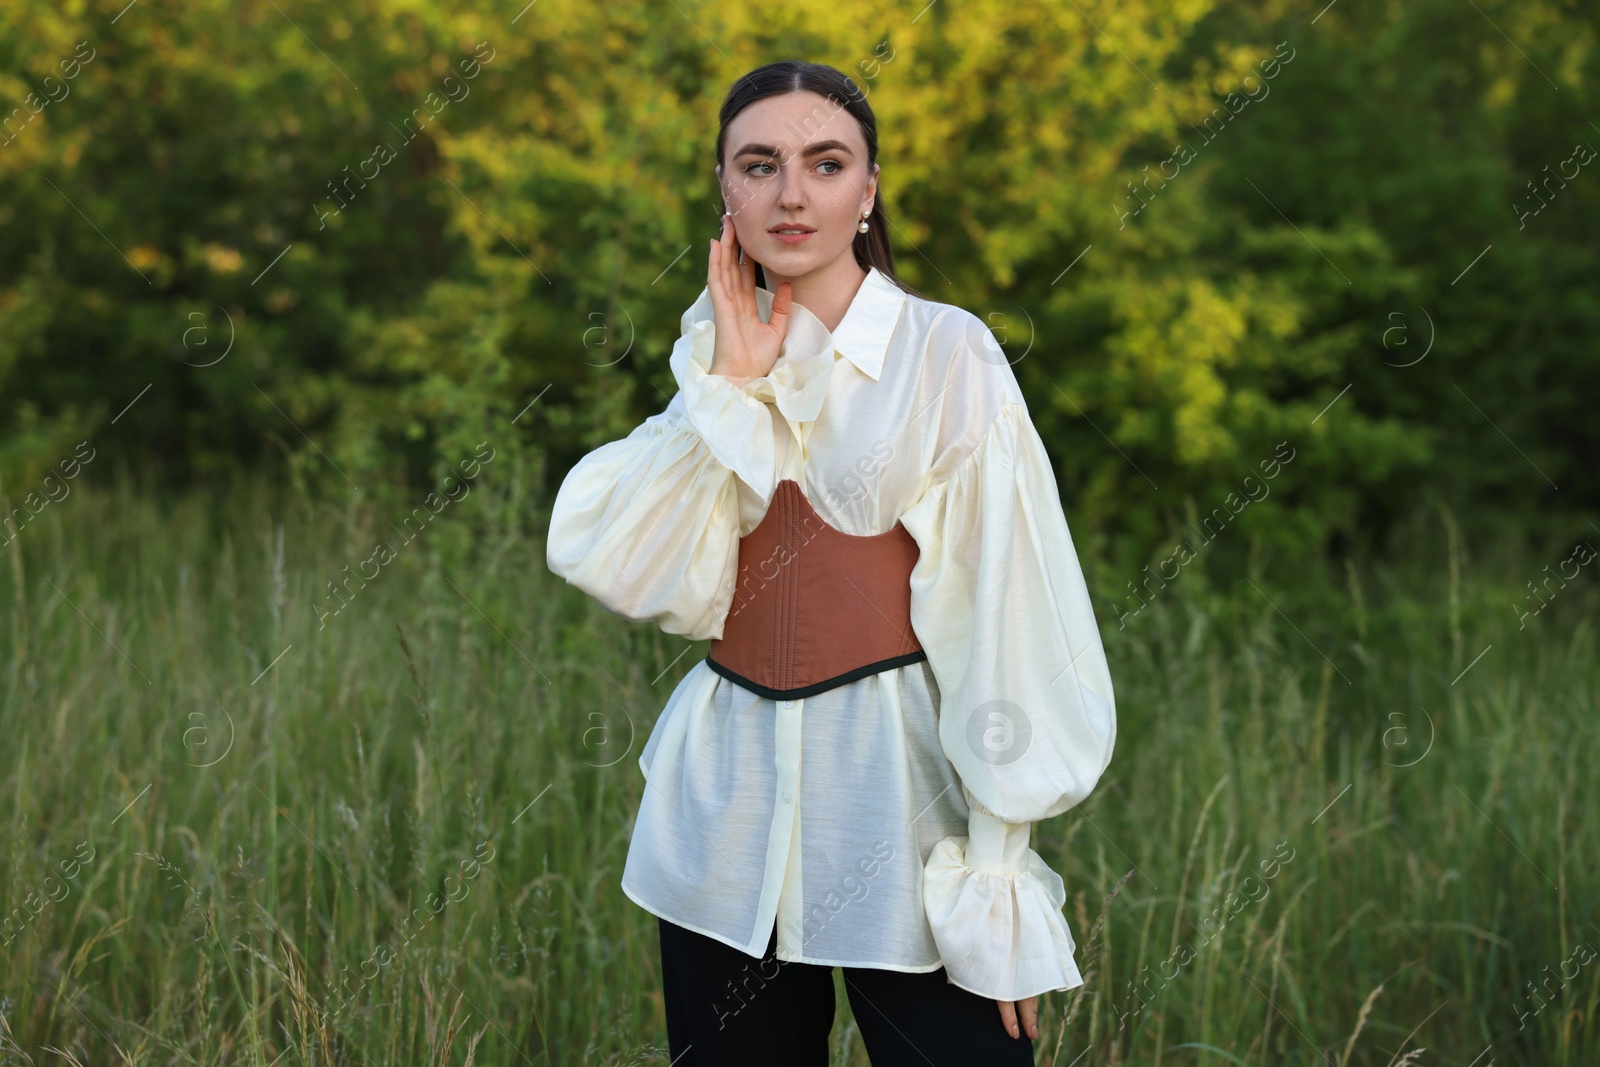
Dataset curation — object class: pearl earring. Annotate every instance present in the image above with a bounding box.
[858,210,870,233]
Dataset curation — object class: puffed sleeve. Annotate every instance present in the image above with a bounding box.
[544,316,777,642]
[898,400,1117,1002]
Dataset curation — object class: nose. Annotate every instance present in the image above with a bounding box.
[778,157,806,211]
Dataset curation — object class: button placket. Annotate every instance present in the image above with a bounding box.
[772,693,806,961]
[749,695,805,958]
[777,700,797,807]
[777,698,800,808]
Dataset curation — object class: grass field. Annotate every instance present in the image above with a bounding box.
[1,472,1595,1066]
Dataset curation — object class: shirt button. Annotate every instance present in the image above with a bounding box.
[780,790,792,805]
[782,699,795,708]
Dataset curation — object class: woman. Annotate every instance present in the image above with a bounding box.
[546,60,1116,1066]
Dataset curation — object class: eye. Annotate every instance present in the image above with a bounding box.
[744,161,776,176]
[818,160,842,175]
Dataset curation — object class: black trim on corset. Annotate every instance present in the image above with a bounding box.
[703,650,930,701]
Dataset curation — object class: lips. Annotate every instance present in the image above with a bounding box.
[768,225,815,234]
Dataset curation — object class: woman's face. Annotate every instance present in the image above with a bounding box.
[717,90,877,281]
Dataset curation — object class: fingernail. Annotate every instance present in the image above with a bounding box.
[1009,1025,1018,1039]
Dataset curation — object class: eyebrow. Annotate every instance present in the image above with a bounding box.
[732,139,856,161]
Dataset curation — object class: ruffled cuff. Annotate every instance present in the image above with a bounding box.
[922,806,1085,1001]
[668,318,777,503]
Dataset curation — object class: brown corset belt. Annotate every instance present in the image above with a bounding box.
[706,479,927,700]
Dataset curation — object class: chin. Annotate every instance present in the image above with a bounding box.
[757,245,840,277]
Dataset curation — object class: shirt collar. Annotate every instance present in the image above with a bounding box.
[815,266,908,382]
[679,265,909,386]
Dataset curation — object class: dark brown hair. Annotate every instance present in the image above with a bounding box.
[715,61,923,299]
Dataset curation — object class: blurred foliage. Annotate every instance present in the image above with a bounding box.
[1,0,1596,578]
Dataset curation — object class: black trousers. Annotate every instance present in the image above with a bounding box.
[657,916,1036,1066]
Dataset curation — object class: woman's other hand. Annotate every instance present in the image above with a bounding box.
[997,994,1039,1040]
[706,213,792,386]
[945,972,1039,1040]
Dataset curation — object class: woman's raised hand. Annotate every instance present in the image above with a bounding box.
[706,214,793,387]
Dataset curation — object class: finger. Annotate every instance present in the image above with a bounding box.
[1021,995,1039,1040]
[996,999,1019,1040]
[707,225,728,319]
[727,220,755,319]
[736,225,756,296]
[767,282,792,341]
[718,214,738,308]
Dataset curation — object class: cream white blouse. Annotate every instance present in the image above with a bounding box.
[545,265,1117,1001]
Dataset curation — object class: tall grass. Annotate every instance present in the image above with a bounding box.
[1,470,1595,1065]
